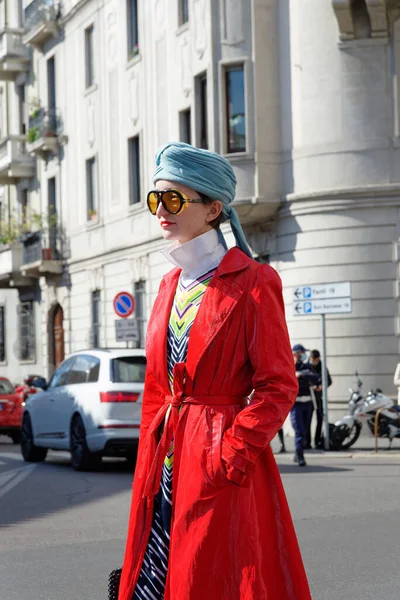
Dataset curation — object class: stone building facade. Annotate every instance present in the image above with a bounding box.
[0,0,399,420]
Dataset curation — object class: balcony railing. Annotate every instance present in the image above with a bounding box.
[20,229,63,276]
[29,107,61,137]
[22,229,60,262]
[24,0,61,48]
[0,135,35,184]
[27,107,63,155]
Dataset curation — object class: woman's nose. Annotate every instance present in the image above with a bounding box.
[156,199,168,218]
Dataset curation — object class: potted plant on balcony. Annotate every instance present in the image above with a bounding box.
[28,127,41,144]
[29,97,41,120]
[24,211,59,261]
[88,208,97,221]
[129,43,139,59]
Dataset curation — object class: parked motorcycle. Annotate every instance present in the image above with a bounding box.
[330,373,400,450]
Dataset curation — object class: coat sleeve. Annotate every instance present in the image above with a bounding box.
[221,265,298,486]
[299,368,320,385]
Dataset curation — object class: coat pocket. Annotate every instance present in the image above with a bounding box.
[203,407,235,488]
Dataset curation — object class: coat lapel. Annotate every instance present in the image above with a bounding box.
[146,267,180,392]
[185,248,251,389]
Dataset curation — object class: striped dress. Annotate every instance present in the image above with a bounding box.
[132,268,216,600]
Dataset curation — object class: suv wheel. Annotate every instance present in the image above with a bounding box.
[70,415,101,471]
[21,414,48,462]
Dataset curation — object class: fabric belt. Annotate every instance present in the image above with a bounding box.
[143,363,246,498]
[296,395,312,403]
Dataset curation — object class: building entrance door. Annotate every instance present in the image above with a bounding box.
[52,304,65,369]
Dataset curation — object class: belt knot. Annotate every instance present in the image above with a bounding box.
[165,391,184,408]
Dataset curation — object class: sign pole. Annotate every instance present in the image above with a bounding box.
[320,313,329,451]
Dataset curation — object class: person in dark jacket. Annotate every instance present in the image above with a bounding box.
[308,349,332,449]
[290,344,320,466]
[277,428,286,453]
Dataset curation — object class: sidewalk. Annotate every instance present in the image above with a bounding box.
[271,431,400,459]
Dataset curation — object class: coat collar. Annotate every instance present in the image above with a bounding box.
[161,228,227,281]
[147,248,253,393]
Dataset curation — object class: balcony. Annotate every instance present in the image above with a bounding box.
[27,108,63,157]
[0,242,34,288]
[20,230,63,278]
[0,136,35,185]
[24,0,61,50]
[0,29,30,81]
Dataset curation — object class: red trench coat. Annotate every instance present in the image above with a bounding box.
[119,248,312,600]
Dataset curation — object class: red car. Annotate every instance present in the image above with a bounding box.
[0,377,23,444]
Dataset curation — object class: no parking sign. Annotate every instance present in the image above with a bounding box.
[113,291,135,318]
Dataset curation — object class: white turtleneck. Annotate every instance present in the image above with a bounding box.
[161,228,227,285]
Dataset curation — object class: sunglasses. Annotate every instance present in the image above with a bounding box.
[146,189,204,216]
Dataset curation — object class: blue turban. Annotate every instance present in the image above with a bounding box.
[153,142,252,258]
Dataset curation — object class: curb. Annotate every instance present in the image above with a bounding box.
[275,450,400,459]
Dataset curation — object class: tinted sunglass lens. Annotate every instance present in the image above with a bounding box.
[147,192,159,215]
[164,191,183,214]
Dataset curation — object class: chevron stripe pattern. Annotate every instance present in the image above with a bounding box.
[132,268,216,600]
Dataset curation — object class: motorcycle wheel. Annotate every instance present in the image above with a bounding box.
[338,422,362,450]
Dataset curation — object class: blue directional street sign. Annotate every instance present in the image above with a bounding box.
[293,297,352,316]
[304,302,312,313]
[303,287,312,299]
[293,282,351,302]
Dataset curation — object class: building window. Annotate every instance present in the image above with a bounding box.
[19,301,35,362]
[179,0,189,26]
[0,306,5,362]
[85,25,95,88]
[134,281,146,348]
[86,157,97,220]
[225,65,246,153]
[179,108,191,144]
[18,0,23,28]
[128,136,141,205]
[20,189,29,228]
[17,84,26,135]
[47,56,56,110]
[91,291,101,348]
[196,73,208,149]
[68,355,101,385]
[48,177,57,250]
[127,0,139,57]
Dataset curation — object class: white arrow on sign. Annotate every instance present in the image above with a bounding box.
[292,282,351,302]
[293,298,352,316]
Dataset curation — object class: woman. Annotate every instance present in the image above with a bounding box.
[118,143,311,600]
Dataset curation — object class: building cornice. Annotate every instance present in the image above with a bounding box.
[332,0,399,41]
[61,0,94,25]
[280,183,400,217]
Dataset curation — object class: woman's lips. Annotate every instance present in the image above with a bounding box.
[161,221,175,228]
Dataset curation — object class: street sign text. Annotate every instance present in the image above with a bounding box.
[293,282,351,302]
[115,318,139,342]
[293,298,352,316]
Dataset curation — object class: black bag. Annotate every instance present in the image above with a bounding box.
[108,568,122,600]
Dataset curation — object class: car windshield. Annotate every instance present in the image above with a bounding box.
[0,379,15,394]
[111,356,146,383]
